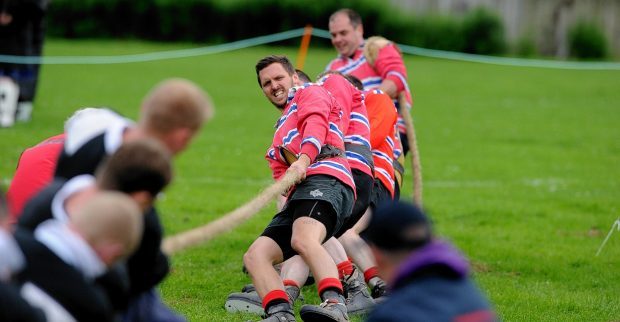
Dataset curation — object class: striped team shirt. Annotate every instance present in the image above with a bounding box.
[319,74,373,178]
[365,90,400,197]
[265,84,356,193]
[325,43,413,134]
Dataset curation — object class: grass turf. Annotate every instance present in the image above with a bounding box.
[1,39,618,321]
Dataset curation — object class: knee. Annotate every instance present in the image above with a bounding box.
[290,236,312,256]
[243,247,265,273]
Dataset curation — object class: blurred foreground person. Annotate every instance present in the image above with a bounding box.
[7,107,120,222]
[0,189,45,322]
[52,78,213,322]
[14,191,143,322]
[363,201,497,322]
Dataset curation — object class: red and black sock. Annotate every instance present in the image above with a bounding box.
[364,267,379,284]
[262,289,289,311]
[336,260,354,280]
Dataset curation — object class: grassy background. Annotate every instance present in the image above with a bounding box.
[1,39,619,321]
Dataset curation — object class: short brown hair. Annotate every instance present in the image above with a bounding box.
[255,55,295,86]
[329,8,362,28]
[96,138,172,197]
[317,70,364,90]
[140,78,214,134]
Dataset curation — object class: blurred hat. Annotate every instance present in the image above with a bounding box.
[363,201,432,250]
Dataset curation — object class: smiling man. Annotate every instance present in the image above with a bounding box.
[326,8,413,161]
[243,55,356,322]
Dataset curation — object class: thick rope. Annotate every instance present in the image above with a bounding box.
[161,171,301,255]
[399,94,423,207]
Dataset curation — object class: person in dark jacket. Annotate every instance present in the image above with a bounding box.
[363,201,497,322]
[17,138,173,315]
[15,191,143,322]
[0,0,49,124]
[0,189,46,322]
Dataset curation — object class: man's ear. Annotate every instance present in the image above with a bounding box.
[95,241,125,267]
[129,191,153,212]
[169,127,195,154]
[292,73,300,85]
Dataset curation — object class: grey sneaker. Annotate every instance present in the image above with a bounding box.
[225,286,303,315]
[260,302,296,322]
[343,268,375,315]
[225,290,263,315]
[370,279,388,300]
[299,299,349,322]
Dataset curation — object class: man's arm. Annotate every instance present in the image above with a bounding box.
[374,44,409,99]
[296,87,331,162]
[378,79,398,99]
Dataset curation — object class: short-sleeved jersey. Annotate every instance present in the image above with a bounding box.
[7,134,65,220]
[365,90,399,197]
[319,74,373,178]
[265,84,355,193]
[325,43,412,134]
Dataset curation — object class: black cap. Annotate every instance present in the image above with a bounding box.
[362,201,432,250]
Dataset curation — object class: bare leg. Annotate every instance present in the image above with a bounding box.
[243,236,285,299]
[280,255,309,287]
[290,216,336,284]
[323,237,348,265]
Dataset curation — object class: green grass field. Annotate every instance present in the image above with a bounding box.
[1,39,619,321]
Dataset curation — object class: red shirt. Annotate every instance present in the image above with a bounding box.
[265,84,356,193]
[365,90,399,197]
[325,43,412,134]
[319,74,373,178]
[7,134,65,221]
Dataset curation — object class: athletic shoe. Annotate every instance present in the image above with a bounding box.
[0,78,19,128]
[241,284,256,293]
[259,302,296,322]
[225,290,263,315]
[299,299,349,322]
[343,268,375,315]
[225,285,303,315]
[370,279,388,299]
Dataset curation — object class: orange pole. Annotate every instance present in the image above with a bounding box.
[296,24,313,70]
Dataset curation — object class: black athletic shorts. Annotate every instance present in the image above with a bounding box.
[334,169,373,238]
[370,179,392,210]
[261,175,355,260]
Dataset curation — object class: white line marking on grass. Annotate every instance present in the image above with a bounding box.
[426,180,500,188]
[522,178,568,192]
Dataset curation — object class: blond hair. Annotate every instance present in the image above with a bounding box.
[139,78,214,134]
[72,191,143,259]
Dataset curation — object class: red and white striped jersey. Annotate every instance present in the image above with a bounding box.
[319,74,373,178]
[365,90,400,197]
[325,43,412,134]
[265,84,356,192]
